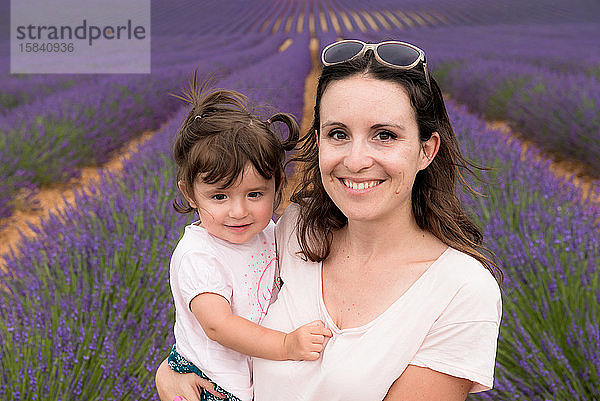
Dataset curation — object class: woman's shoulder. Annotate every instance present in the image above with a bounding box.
[442,247,498,281]
[274,203,319,275]
[274,203,300,245]
[438,248,501,301]
[276,202,300,227]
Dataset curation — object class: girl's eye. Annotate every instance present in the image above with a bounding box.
[212,194,227,201]
[375,130,397,141]
[328,129,348,140]
[248,192,263,199]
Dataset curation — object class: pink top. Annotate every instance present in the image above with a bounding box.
[253,204,502,400]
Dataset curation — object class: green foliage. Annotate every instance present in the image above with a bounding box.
[486,76,533,120]
[2,117,88,186]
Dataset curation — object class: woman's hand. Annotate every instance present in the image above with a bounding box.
[155,358,226,401]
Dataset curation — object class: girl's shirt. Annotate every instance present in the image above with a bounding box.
[253,204,502,400]
[170,220,277,401]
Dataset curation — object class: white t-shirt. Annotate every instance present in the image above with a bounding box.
[170,220,277,401]
[253,204,502,400]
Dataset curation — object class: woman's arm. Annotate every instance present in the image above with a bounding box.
[383,365,472,401]
[191,293,331,360]
[155,358,226,401]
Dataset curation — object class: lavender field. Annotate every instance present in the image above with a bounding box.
[1,0,599,400]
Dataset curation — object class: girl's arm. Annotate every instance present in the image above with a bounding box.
[155,358,225,401]
[383,365,472,401]
[191,293,332,360]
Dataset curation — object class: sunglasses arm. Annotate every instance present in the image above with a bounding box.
[423,61,432,92]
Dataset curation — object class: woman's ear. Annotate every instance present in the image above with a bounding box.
[418,132,441,171]
[178,180,198,209]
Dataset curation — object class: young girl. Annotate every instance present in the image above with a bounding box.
[168,79,332,401]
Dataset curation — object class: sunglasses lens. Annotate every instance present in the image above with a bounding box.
[323,42,364,64]
[377,43,420,66]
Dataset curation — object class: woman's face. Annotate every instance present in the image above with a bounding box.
[318,74,439,224]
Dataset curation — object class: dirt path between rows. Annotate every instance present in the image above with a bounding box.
[0,131,155,269]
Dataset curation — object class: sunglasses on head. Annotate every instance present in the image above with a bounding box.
[321,40,431,90]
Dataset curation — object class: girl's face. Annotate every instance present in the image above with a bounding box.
[179,164,276,244]
[318,74,439,224]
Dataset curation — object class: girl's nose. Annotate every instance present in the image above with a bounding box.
[229,199,249,219]
[343,140,373,172]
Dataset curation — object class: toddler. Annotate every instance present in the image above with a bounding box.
[168,79,332,401]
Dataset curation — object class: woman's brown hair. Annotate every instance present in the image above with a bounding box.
[172,72,300,214]
[290,49,503,284]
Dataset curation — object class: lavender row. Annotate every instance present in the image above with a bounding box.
[362,23,600,77]
[0,34,311,400]
[303,0,599,35]
[437,60,600,170]
[0,160,183,400]
[445,101,599,400]
[0,33,288,220]
[333,0,600,26]
[0,75,94,111]
[387,23,600,76]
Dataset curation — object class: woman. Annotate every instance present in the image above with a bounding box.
[156,39,502,401]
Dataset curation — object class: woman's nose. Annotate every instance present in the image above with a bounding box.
[343,140,373,172]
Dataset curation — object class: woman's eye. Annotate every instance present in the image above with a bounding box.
[375,130,397,141]
[328,130,347,140]
[212,194,227,201]
[248,192,263,199]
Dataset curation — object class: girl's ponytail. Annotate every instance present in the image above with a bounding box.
[267,112,300,152]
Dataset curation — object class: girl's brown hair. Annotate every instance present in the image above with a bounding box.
[172,73,299,214]
[290,49,503,284]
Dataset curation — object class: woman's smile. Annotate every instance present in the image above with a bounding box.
[339,178,384,192]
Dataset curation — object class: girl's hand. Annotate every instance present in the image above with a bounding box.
[283,320,333,361]
[155,358,226,401]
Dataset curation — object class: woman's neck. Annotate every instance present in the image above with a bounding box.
[336,210,425,262]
